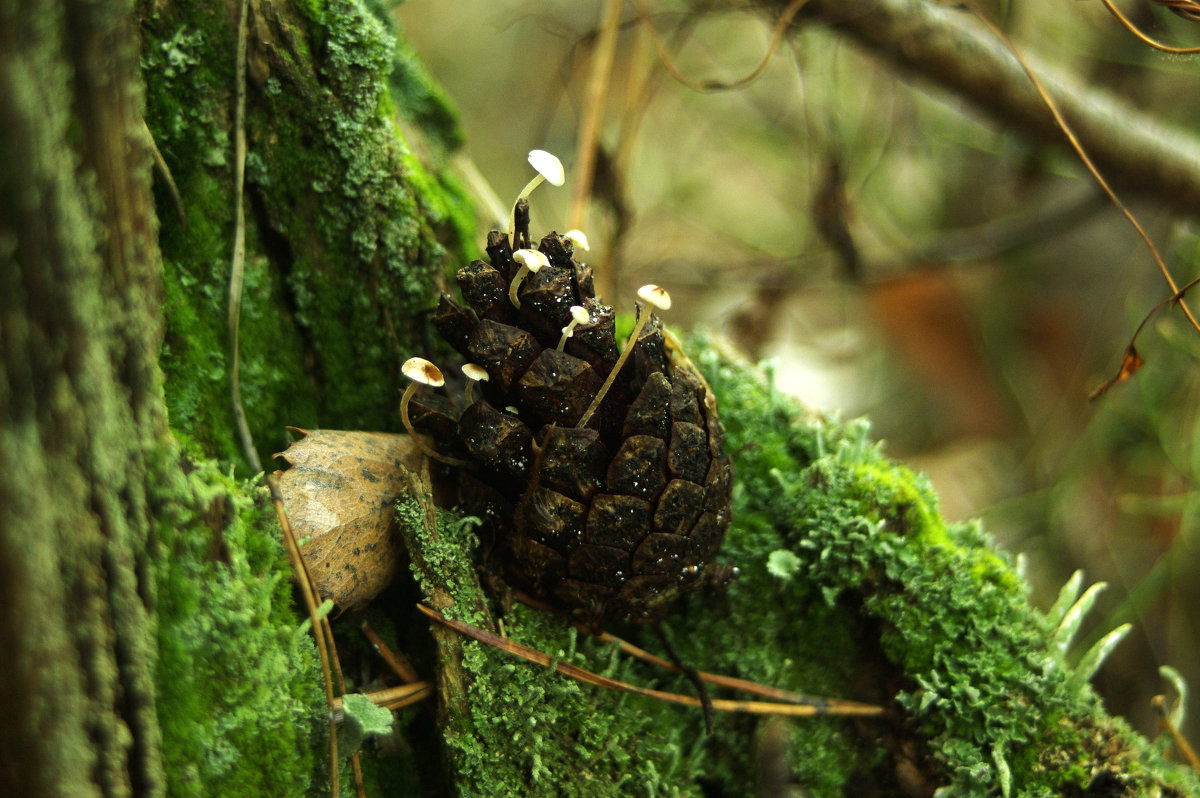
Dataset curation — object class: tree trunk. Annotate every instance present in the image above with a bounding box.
[0,0,166,795]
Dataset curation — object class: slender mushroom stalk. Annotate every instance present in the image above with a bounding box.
[557,305,592,351]
[562,229,590,252]
[508,150,565,246]
[508,248,550,308]
[400,357,470,467]
[575,284,672,429]
[461,363,489,404]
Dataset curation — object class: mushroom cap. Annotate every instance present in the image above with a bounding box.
[513,248,550,273]
[402,357,445,387]
[461,363,490,382]
[636,284,672,310]
[562,229,590,251]
[568,305,590,325]
[527,149,565,187]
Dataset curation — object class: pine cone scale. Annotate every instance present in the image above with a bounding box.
[421,228,733,630]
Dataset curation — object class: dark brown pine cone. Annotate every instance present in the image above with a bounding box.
[411,223,733,632]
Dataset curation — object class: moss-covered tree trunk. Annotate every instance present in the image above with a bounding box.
[0,0,167,795]
[1,0,466,794]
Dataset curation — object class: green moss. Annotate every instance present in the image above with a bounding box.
[140,0,472,474]
[676,337,1200,796]
[152,455,323,796]
[397,335,1200,796]
[399,495,715,797]
[137,0,1200,793]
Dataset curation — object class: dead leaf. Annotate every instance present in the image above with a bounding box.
[1088,346,1144,401]
[274,428,429,611]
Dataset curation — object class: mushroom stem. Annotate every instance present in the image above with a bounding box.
[400,384,470,467]
[509,266,531,308]
[461,363,489,405]
[557,305,592,352]
[507,150,565,247]
[575,308,650,430]
[508,249,548,309]
[576,286,670,429]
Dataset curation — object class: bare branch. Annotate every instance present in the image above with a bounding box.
[770,0,1200,216]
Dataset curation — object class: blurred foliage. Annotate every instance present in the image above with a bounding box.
[396,0,1200,746]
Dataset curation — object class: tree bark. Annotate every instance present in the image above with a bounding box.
[0,0,166,795]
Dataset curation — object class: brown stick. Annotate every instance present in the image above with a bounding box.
[331,683,434,720]
[763,0,1200,217]
[418,604,885,718]
[569,0,624,238]
[597,631,881,713]
[1152,695,1200,772]
[362,621,422,684]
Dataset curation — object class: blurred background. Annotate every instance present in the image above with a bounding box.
[394,0,1200,744]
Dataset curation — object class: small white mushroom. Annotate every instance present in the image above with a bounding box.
[461,362,489,404]
[508,150,565,245]
[562,229,590,252]
[575,284,672,429]
[557,305,592,352]
[400,357,469,467]
[508,248,550,308]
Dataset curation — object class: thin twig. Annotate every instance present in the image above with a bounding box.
[630,0,809,92]
[1152,695,1200,771]
[362,621,422,684]
[1099,0,1200,53]
[230,0,261,475]
[418,605,885,718]
[568,0,624,236]
[143,116,185,225]
[968,7,1200,398]
[265,473,339,795]
[326,620,366,796]
[1155,0,1200,23]
[330,683,434,720]
[597,631,882,712]
[775,0,1200,216]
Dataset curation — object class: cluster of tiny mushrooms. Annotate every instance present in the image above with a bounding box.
[399,149,673,468]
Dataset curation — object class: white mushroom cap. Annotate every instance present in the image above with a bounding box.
[527,150,565,187]
[402,357,445,387]
[513,248,550,273]
[568,305,590,325]
[636,284,672,310]
[461,363,489,382]
[562,229,590,251]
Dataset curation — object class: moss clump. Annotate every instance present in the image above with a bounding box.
[399,334,1200,796]
[399,496,712,798]
[669,337,1200,796]
[139,0,473,474]
[152,455,323,796]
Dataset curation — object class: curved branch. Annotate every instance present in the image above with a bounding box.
[774,0,1200,216]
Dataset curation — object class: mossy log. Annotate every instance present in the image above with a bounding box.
[2,0,1198,796]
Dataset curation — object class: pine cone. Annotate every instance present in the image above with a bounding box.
[415,225,733,632]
